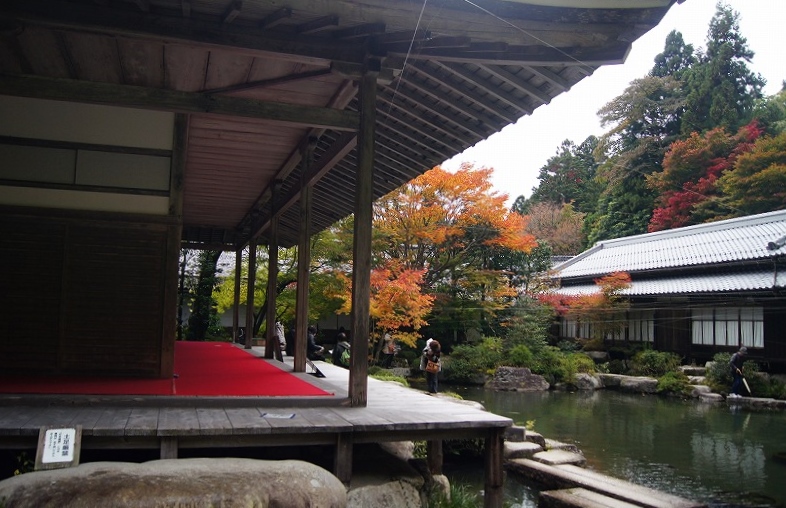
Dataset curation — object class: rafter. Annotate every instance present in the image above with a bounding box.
[259,7,291,29]
[435,61,534,116]
[376,89,481,147]
[222,0,243,24]
[407,61,518,124]
[478,63,552,105]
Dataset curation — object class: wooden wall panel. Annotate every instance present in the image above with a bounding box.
[0,216,64,371]
[0,212,172,377]
[61,224,168,377]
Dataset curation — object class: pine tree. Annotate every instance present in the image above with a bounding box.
[681,3,764,135]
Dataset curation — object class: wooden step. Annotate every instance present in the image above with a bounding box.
[540,488,642,508]
[506,458,706,508]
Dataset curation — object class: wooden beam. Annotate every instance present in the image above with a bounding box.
[2,1,365,67]
[264,204,280,360]
[233,247,242,343]
[484,428,505,508]
[331,22,386,40]
[254,132,357,236]
[202,68,332,95]
[222,0,243,24]
[389,43,630,67]
[294,141,316,373]
[349,58,379,407]
[245,238,256,349]
[162,113,188,379]
[296,15,339,35]
[242,80,358,241]
[0,74,359,131]
[258,7,291,29]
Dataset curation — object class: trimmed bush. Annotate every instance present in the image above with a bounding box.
[657,371,692,396]
[629,350,681,377]
[507,345,534,367]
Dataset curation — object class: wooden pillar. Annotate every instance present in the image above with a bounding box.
[233,246,242,343]
[427,439,443,475]
[162,113,188,377]
[265,185,280,360]
[160,437,178,459]
[349,58,379,407]
[245,237,256,349]
[294,141,317,372]
[334,432,354,484]
[484,428,505,508]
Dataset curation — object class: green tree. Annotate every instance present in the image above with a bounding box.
[214,227,350,336]
[681,3,764,135]
[651,30,695,79]
[186,250,222,340]
[529,137,601,215]
[718,130,786,216]
[588,75,685,242]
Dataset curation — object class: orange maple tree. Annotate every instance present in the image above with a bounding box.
[332,261,434,349]
[372,163,538,336]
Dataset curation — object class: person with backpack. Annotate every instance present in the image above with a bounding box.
[331,332,351,368]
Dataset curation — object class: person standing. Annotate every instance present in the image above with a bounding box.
[422,339,441,394]
[381,333,396,368]
[729,346,748,397]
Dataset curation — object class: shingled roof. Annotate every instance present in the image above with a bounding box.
[551,209,786,296]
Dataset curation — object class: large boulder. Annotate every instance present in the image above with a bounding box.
[573,373,602,391]
[0,458,346,508]
[486,367,549,391]
[619,376,658,394]
[348,478,423,508]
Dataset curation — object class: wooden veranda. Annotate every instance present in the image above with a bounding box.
[0,356,513,505]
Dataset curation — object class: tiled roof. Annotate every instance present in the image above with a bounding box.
[554,210,786,279]
[551,269,786,296]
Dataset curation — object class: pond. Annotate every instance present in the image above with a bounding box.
[446,387,786,508]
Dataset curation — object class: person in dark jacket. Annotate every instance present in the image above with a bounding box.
[729,346,748,397]
[306,325,324,360]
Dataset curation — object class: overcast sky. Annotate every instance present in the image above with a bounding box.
[441,1,786,205]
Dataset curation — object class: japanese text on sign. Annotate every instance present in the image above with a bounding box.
[42,428,76,464]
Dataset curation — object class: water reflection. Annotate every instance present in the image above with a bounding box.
[452,387,786,507]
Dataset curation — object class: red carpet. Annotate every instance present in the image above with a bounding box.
[0,342,332,397]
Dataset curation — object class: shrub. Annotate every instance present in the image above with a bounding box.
[705,353,732,390]
[530,346,567,385]
[606,359,627,374]
[562,353,596,379]
[557,340,581,352]
[442,340,502,384]
[507,345,534,367]
[657,371,692,396]
[629,350,681,377]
